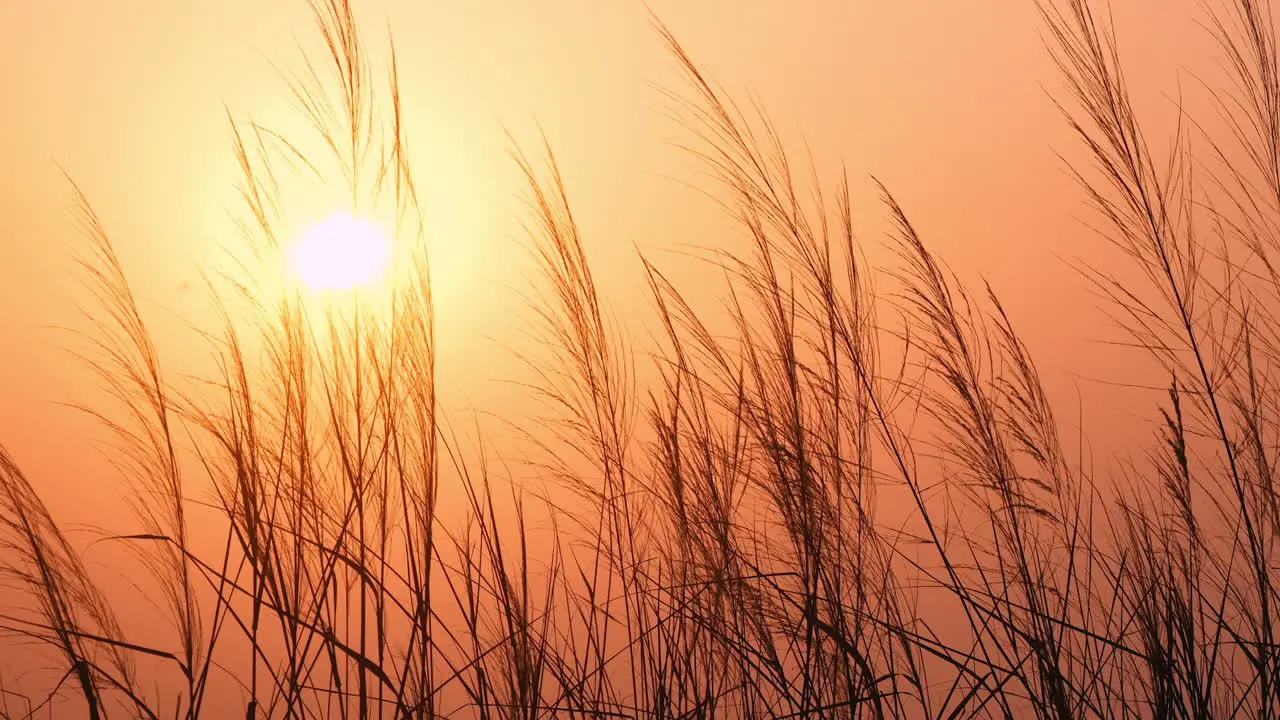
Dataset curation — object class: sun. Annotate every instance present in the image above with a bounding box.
[288,213,393,291]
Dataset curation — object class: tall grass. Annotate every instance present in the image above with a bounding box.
[2,0,1279,717]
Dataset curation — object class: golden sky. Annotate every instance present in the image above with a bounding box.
[0,0,1213,538]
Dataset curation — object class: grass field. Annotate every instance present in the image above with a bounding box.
[2,0,1280,717]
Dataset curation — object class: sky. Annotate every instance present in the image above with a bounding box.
[0,0,1245,712]
[0,0,1220,633]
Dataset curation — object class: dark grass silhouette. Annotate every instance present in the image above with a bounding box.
[2,0,1279,717]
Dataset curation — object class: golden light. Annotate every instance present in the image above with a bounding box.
[288,213,393,291]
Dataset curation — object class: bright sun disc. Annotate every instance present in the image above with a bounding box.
[288,213,393,291]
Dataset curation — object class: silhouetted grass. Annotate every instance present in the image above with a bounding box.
[2,0,1279,717]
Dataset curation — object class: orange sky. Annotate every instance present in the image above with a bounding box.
[0,0,1218,580]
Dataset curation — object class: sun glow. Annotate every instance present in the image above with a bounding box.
[288,213,393,291]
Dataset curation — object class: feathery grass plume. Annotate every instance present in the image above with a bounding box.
[0,444,149,719]
[1043,0,1280,714]
[64,178,206,717]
